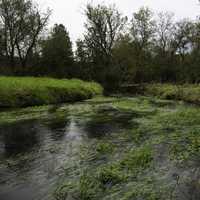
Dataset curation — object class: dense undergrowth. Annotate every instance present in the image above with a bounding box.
[0,77,103,108]
[144,84,200,104]
[54,96,200,200]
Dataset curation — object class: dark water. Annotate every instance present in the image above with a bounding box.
[0,103,134,200]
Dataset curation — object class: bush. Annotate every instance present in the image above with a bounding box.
[145,84,200,104]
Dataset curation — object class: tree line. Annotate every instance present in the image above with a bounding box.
[0,0,200,90]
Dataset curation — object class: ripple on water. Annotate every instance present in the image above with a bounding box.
[0,103,136,200]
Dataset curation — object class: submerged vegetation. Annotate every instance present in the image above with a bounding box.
[53,96,200,200]
[1,92,200,200]
[0,77,103,108]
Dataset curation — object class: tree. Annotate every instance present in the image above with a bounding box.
[155,12,174,54]
[75,39,93,80]
[153,12,175,82]
[182,20,200,82]
[84,3,127,84]
[112,34,137,83]
[130,7,155,53]
[41,24,74,77]
[172,19,194,61]
[0,0,51,68]
[130,7,156,82]
[75,39,90,64]
[0,24,4,57]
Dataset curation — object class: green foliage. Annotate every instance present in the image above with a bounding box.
[130,7,155,50]
[120,184,160,200]
[79,141,115,162]
[130,128,148,144]
[1,94,199,200]
[81,3,127,88]
[41,24,74,77]
[77,173,101,200]
[170,130,200,163]
[53,95,200,200]
[54,183,75,200]
[54,144,153,199]
[145,84,200,104]
[120,146,153,170]
[159,108,200,127]
[55,165,126,200]
[96,142,115,154]
[0,0,50,68]
[97,164,127,186]
[0,76,103,108]
[1,2,200,85]
[113,35,137,83]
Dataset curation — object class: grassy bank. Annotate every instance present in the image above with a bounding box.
[0,77,103,108]
[144,84,200,104]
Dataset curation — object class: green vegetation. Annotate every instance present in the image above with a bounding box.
[1,94,200,200]
[0,77,103,108]
[145,84,200,104]
[1,1,200,90]
[55,145,153,200]
[53,96,200,200]
[120,146,153,171]
[95,142,115,154]
[0,104,64,125]
[170,130,200,163]
[0,0,200,199]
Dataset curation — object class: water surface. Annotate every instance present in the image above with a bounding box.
[0,100,134,200]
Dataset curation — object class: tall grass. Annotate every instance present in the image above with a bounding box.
[0,77,103,108]
[145,84,200,104]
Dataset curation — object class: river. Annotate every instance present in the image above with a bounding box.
[0,98,133,200]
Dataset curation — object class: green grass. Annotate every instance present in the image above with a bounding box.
[0,76,103,108]
[170,130,200,163]
[120,145,153,171]
[145,84,200,104]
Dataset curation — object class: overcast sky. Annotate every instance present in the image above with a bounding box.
[36,0,200,44]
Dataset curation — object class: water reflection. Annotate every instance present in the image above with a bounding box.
[0,120,40,157]
[0,104,136,200]
[45,117,70,141]
[80,108,136,138]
